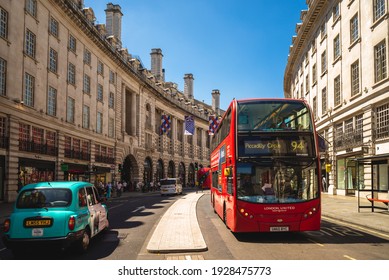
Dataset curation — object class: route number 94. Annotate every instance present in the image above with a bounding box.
[291,141,305,151]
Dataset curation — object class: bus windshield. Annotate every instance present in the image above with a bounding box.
[237,100,312,132]
[236,159,319,204]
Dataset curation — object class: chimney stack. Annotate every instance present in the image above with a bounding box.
[105,3,123,48]
[184,74,194,100]
[212,89,220,115]
[150,48,164,81]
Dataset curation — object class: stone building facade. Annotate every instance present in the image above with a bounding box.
[0,0,223,202]
[284,0,389,198]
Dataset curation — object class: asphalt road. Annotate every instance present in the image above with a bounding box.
[196,193,389,260]
[0,191,179,260]
[1,191,389,260]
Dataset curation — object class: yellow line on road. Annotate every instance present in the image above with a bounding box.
[344,255,357,260]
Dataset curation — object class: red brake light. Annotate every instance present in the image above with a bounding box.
[68,216,75,230]
[3,219,10,233]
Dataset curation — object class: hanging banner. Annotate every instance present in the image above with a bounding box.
[184,115,194,135]
[208,115,220,135]
[160,114,171,135]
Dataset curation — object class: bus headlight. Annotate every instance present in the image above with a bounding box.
[239,208,254,219]
[303,207,318,219]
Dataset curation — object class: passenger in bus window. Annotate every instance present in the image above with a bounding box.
[241,175,254,195]
[282,181,294,197]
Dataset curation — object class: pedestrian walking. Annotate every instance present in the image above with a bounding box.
[117,181,123,197]
[98,181,105,196]
[322,175,327,192]
[106,182,112,199]
[196,181,203,193]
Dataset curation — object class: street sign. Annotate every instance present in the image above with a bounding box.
[61,164,68,171]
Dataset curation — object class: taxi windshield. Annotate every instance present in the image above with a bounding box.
[16,188,72,208]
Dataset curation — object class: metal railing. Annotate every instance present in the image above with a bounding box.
[64,148,90,161]
[334,133,363,151]
[19,140,58,156]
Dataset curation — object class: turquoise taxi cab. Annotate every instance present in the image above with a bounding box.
[2,181,109,256]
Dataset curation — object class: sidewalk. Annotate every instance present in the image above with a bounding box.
[321,193,389,234]
[1,191,388,254]
[146,192,207,253]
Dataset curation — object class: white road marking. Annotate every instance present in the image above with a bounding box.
[308,238,324,247]
[322,216,389,240]
[132,206,146,213]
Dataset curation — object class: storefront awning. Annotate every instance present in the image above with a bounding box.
[354,153,389,165]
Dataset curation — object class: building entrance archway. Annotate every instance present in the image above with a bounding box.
[178,162,186,187]
[168,160,175,178]
[143,157,153,185]
[122,154,139,191]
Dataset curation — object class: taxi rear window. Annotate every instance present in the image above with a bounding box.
[17,188,72,208]
[160,180,176,185]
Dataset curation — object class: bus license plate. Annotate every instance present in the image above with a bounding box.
[270,226,289,232]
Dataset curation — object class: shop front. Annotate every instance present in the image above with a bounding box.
[336,153,363,195]
[94,166,112,185]
[18,158,56,190]
[62,163,89,182]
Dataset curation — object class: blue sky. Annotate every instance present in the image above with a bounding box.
[84,0,307,110]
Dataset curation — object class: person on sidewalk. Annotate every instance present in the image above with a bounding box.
[196,181,203,193]
[106,182,112,199]
[322,175,327,192]
[116,181,123,197]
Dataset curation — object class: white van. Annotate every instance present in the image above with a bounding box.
[160,178,183,196]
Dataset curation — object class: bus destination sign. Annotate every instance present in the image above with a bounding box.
[239,136,313,157]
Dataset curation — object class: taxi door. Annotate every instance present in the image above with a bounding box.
[92,186,108,231]
[85,186,103,236]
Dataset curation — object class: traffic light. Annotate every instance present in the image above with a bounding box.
[118,164,122,172]
[195,162,198,171]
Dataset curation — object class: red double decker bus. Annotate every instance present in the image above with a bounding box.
[210,98,321,232]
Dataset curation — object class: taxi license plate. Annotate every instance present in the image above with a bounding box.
[270,226,289,232]
[32,228,44,237]
[24,219,52,228]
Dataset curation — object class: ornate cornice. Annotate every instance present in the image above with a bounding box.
[284,0,328,97]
